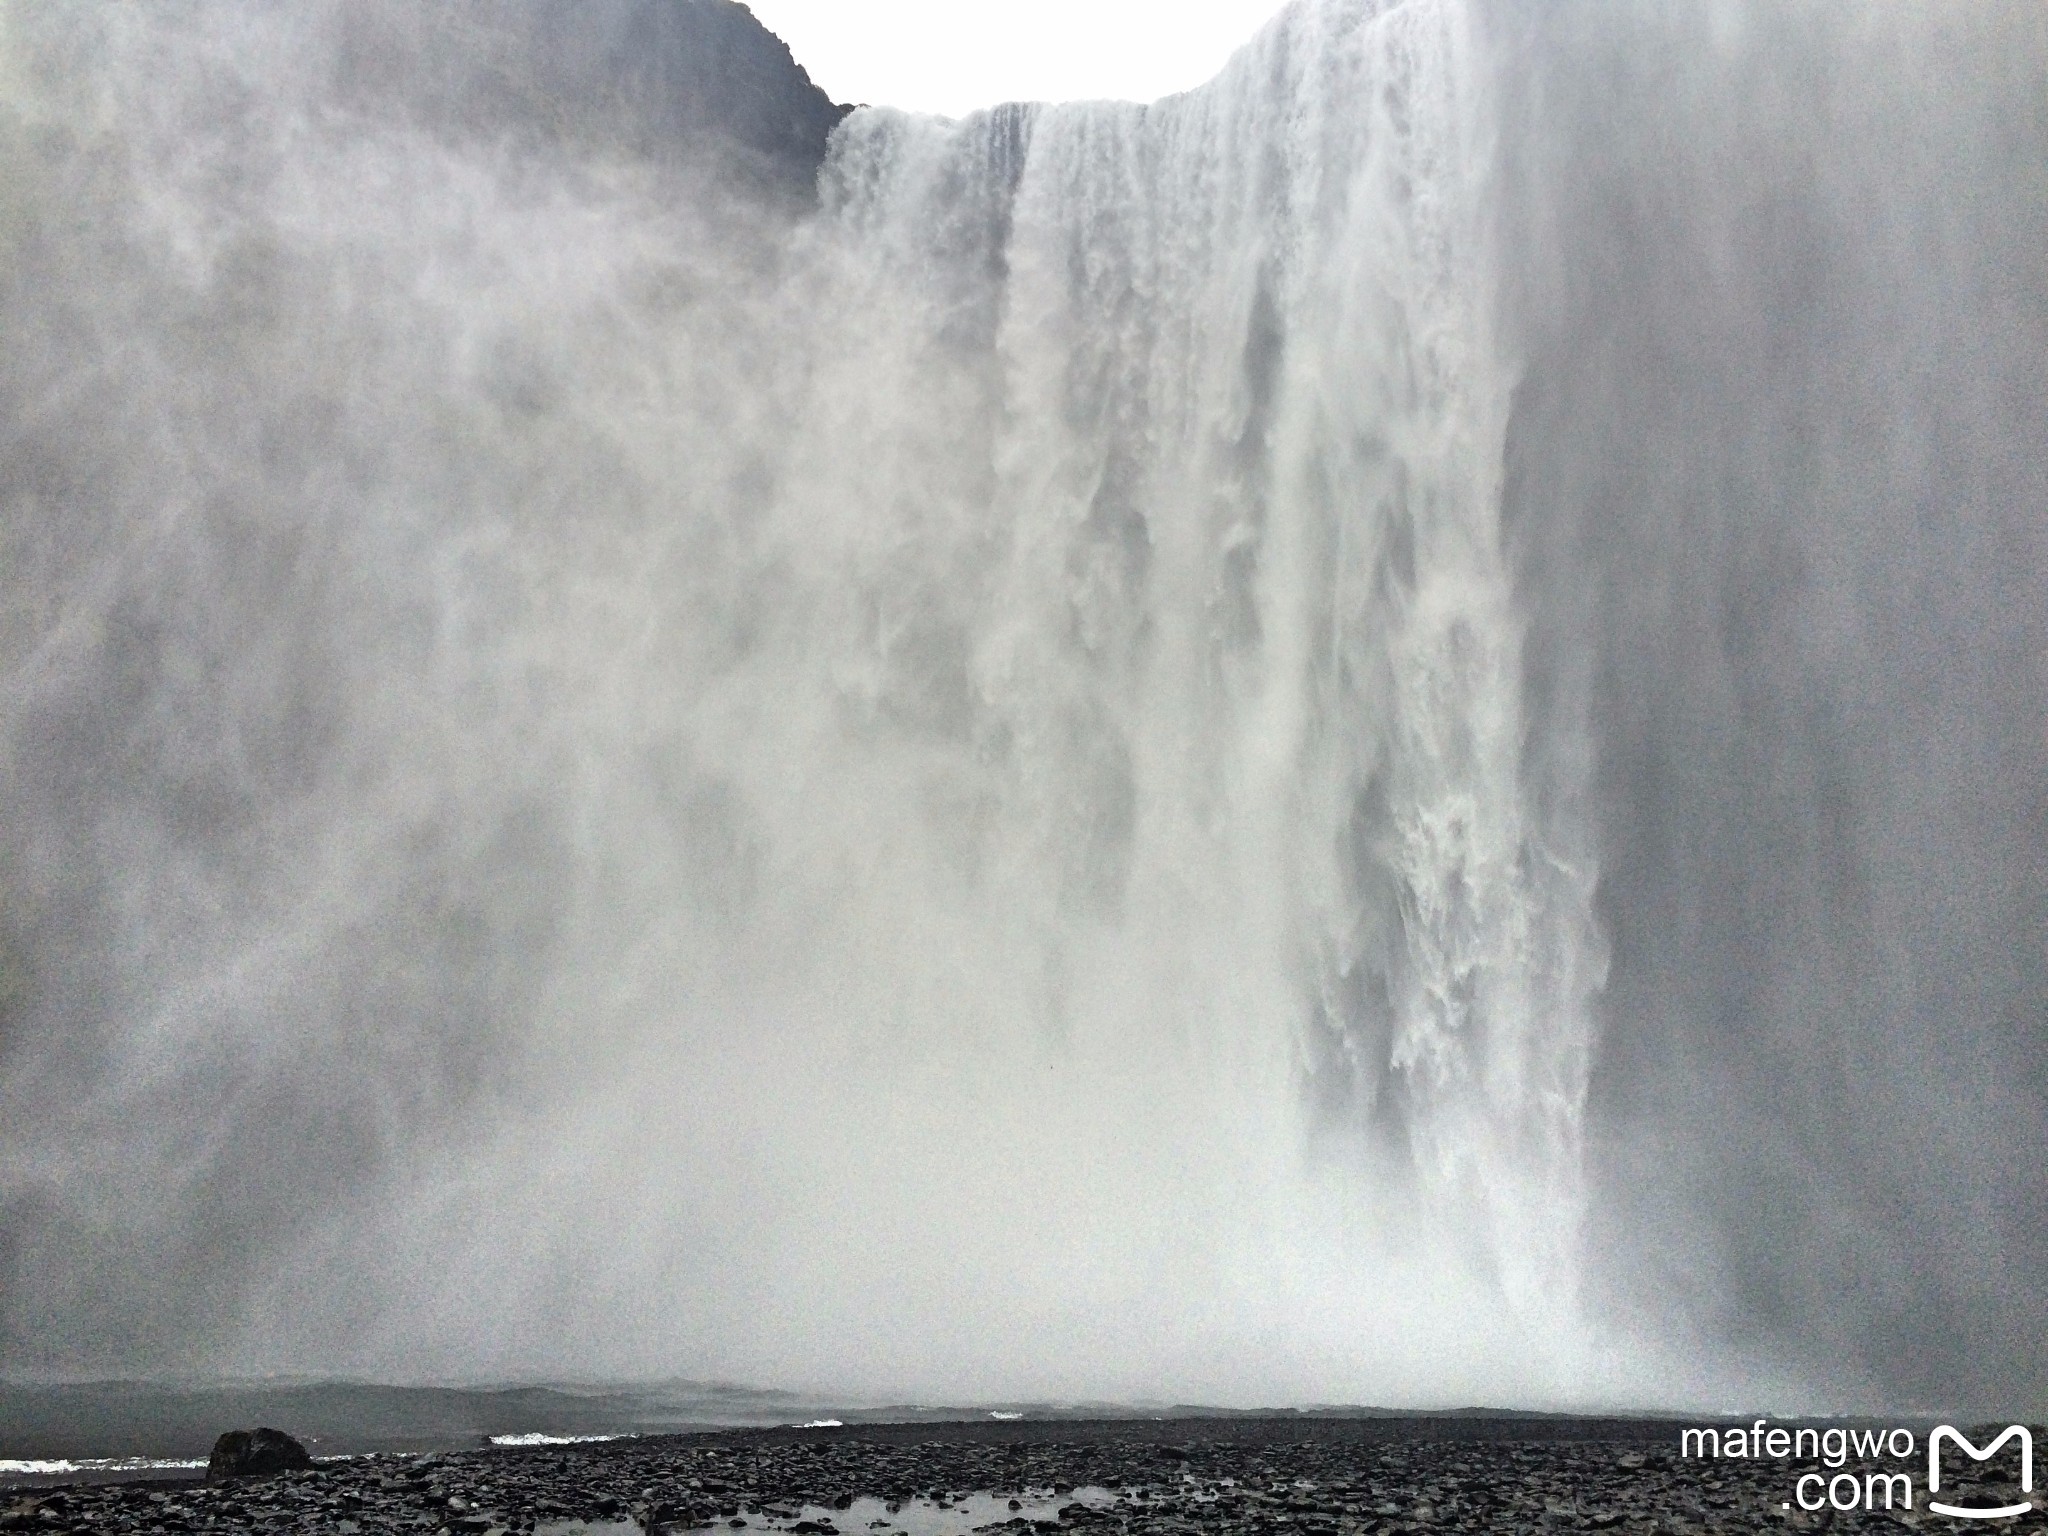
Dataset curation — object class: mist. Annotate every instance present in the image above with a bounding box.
[1,0,2041,1417]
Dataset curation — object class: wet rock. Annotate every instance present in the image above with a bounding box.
[9,1416,1795,1534]
[206,1426,314,1480]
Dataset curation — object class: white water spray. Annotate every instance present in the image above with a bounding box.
[2,0,1608,1405]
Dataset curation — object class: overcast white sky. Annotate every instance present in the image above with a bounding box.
[743,0,1294,117]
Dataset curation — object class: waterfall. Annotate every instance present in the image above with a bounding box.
[3,0,2042,1412]
[788,0,1597,1327]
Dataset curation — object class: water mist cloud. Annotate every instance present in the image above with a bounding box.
[1,0,2042,1418]
[1488,0,2048,1411]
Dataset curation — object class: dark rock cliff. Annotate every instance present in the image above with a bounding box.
[330,0,852,201]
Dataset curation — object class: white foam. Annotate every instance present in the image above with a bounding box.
[0,1457,206,1476]
[488,1433,629,1447]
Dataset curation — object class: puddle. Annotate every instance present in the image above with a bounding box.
[540,1486,1120,1536]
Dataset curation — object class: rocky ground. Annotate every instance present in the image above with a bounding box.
[0,1418,1992,1534]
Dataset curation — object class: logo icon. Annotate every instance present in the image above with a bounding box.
[1928,1425,2033,1520]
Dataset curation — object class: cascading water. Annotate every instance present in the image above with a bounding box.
[2,0,2043,1413]
[796,0,1596,1325]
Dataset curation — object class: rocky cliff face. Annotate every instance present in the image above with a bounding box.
[327,0,851,201]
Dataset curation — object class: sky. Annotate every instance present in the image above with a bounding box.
[742,0,1293,116]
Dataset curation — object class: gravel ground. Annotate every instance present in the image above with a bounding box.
[0,1417,2000,1533]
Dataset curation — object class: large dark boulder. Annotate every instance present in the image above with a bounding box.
[207,1427,313,1480]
